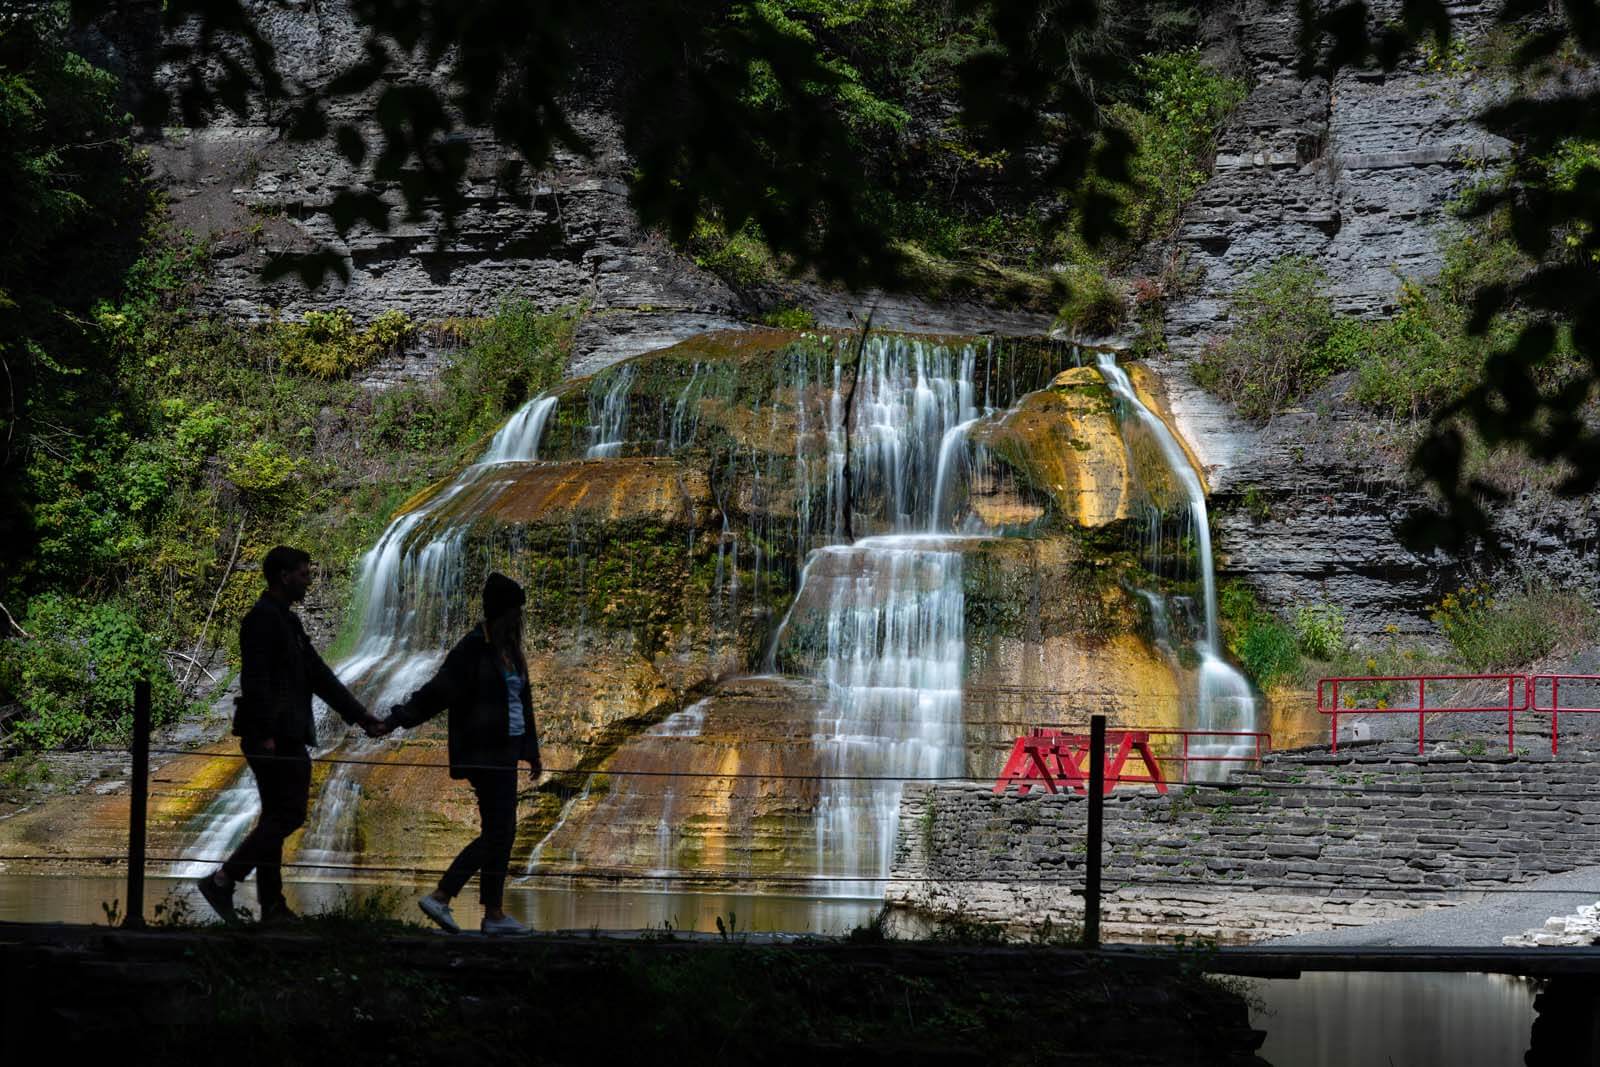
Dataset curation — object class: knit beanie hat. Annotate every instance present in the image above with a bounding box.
[482,572,526,621]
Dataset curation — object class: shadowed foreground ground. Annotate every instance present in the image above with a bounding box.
[0,918,1266,1065]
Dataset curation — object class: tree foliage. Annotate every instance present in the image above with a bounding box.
[0,3,147,572]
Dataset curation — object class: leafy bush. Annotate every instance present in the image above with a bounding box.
[226,439,302,506]
[0,595,186,749]
[688,216,780,292]
[1236,621,1300,690]
[1348,283,1484,417]
[1113,50,1247,245]
[1192,257,1351,421]
[436,300,576,443]
[762,306,816,330]
[1055,268,1126,336]
[1217,580,1299,689]
[1430,581,1595,671]
[1294,603,1346,660]
[274,308,417,378]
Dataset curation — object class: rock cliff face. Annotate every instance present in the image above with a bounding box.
[1169,0,1511,346]
[81,0,1055,375]
[1160,0,1599,631]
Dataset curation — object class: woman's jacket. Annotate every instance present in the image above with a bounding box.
[391,626,540,779]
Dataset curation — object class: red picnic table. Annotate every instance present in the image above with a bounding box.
[992,728,1168,796]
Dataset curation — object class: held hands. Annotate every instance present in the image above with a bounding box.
[361,711,398,739]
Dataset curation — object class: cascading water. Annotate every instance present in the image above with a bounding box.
[586,362,635,458]
[800,537,966,894]
[1096,353,1256,778]
[772,337,981,893]
[534,334,995,894]
[482,394,558,464]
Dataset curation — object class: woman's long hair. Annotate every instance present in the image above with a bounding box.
[486,610,528,681]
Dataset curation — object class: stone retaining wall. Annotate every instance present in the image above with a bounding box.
[886,740,1600,942]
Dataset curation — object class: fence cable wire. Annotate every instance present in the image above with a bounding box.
[53,743,1600,795]
[9,851,1600,899]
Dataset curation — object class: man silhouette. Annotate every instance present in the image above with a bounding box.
[195,545,383,923]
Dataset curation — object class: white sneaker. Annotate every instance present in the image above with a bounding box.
[481,913,530,936]
[418,895,460,933]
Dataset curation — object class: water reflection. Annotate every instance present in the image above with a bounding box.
[1246,972,1537,1067]
[0,873,881,936]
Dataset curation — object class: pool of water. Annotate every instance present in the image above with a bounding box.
[0,872,883,935]
[1245,971,1539,1066]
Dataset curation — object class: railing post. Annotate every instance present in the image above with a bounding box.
[1328,680,1339,753]
[1553,676,1561,756]
[124,678,150,930]
[1417,677,1426,755]
[1084,714,1105,949]
[1507,676,1515,754]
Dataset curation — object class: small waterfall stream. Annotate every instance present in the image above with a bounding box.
[1097,353,1256,776]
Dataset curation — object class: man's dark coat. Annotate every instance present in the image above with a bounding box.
[233,592,366,745]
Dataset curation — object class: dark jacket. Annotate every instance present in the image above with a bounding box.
[233,593,367,746]
[391,626,540,780]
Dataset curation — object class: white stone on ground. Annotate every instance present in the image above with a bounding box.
[1502,902,1600,947]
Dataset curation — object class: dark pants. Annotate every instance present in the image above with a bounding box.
[439,755,519,908]
[222,737,310,911]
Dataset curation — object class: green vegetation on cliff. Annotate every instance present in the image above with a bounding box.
[1193,201,1595,514]
[1217,576,1599,693]
[0,164,575,748]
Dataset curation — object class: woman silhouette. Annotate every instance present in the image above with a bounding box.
[383,572,541,935]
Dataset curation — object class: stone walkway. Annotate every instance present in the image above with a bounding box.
[1267,866,1600,948]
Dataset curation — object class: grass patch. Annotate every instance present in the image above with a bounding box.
[1430,579,1598,672]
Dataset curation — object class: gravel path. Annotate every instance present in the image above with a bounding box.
[1266,866,1600,948]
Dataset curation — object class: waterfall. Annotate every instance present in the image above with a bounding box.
[482,394,558,464]
[802,537,966,894]
[929,417,982,534]
[1097,353,1256,778]
[174,332,1090,898]
[170,777,259,878]
[667,362,705,453]
[850,338,978,532]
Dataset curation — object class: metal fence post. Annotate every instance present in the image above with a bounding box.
[1084,714,1105,949]
[124,678,150,930]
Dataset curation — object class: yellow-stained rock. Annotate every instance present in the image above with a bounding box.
[972,366,1129,528]
[485,459,714,528]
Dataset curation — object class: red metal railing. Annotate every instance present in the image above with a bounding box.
[1317,674,1529,753]
[1134,728,1272,783]
[1530,674,1600,754]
